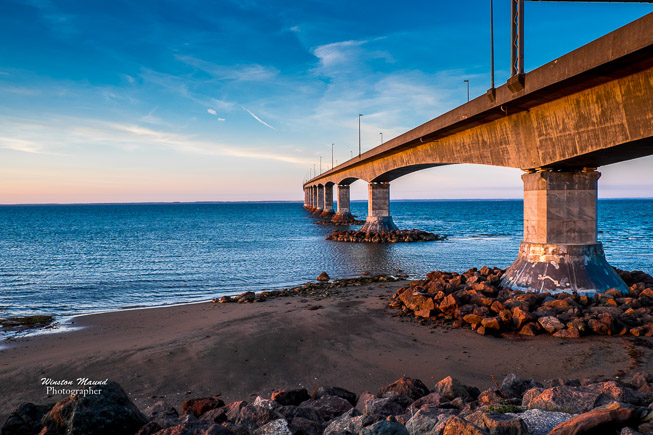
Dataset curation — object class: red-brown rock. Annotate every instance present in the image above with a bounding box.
[548,402,635,435]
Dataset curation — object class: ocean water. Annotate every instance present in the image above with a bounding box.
[0,200,651,320]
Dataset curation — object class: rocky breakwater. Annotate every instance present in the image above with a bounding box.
[326,229,446,243]
[213,273,401,305]
[5,373,653,434]
[390,266,653,338]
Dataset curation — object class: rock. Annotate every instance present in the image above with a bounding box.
[311,386,357,407]
[441,415,489,434]
[506,409,575,435]
[271,388,310,406]
[548,402,635,435]
[512,308,536,330]
[586,381,651,407]
[199,407,229,424]
[252,397,278,411]
[323,408,371,435]
[253,418,291,435]
[360,397,405,420]
[360,418,409,435]
[439,294,462,316]
[553,328,581,339]
[153,421,235,434]
[481,317,501,331]
[225,403,280,431]
[406,392,448,413]
[405,408,453,434]
[299,395,353,421]
[501,374,542,400]
[182,396,225,417]
[519,323,541,336]
[378,377,430,401]
[522,386,600,413]
[538,316,565,334]
[1,402,53,435]
[40,381,148,435]
[288,416,323,435]
[135,421,163,435]
[619,427,643,435]
[434,376,479,401]
[236,291,256,303]
[478,388,505,406]
[317,272,330,281]
[482,412,528,435]
[146,401,180,428]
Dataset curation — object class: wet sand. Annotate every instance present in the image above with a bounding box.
[1,280,651,423]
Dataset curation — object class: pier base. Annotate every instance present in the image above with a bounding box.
[501,242,627,294]
[361,182,399,233]
[501,169,627,295]
[361,216,399,233]
[331,211,356,224]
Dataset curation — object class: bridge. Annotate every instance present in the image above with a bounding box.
[302,12,653,295]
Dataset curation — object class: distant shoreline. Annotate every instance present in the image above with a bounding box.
[0,197,651,207]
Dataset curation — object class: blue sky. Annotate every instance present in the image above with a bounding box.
[0,0,651,203]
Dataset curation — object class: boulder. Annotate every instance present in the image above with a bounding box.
[405,408,453,434]
[287,416,323,435]
[548,402,636,435]
[182,397,225,417]
[501,374,541,400]
[512,308,536,330]
[441,415,489,435]
[253,418,291,435]
[406,392,448,413]
[360,397,405,420]
[135,421,162,435]
[360,418,409,435]
[323,408,372,435]
[482,412,528,435]
[271,388,310,406]
[311,386,357,407]
[378,377,430,401]
[236,291,256,303]
[153,421,235,434]
[146,401,180,428]
[40,381,148,435]
[538,316,565,334]
[522,386,600,413]
[298,395,353,421]
[317,272,330,282]
[434,376,479,401]
[1,402,53,435]
[506,409,574,435]
[225,403,280,431]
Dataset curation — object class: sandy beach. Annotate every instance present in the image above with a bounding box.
[1,279,651,424]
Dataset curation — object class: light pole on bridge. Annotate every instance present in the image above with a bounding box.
[380,132,383,144]
[358,114,363,157]
[464,79,469,102]
[331,143,334,170]
[319,156,322,174]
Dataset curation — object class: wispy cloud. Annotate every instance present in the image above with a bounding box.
[207,108,225,121]
[176,55,279,82]
[0,86,41,96]
[0,116,306,164]
[241,106,276,130]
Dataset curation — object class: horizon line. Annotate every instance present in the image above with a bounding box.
[0,197,651,206]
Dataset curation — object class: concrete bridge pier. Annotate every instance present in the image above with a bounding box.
[311,186,318,213]
[332,185,355,223]
[304,188,309,209]
[361,182,399,233]
[501,169,627,295]
[315,185,324,214]
[320,184,335,217]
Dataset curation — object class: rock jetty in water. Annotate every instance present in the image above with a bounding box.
[5,372,653,434]
[327,229,446,243]
[389,266,653,338]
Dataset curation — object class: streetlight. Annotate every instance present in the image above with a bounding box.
[319,156,322,174]
[350,150,353,158]
[331,143,334,169]
[313,163,316,178]
[379,132,383,144]
[490,0,495,90]
[358,114,363,157]
[464,80,469,102]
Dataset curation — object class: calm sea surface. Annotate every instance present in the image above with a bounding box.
[0,200,651,319]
